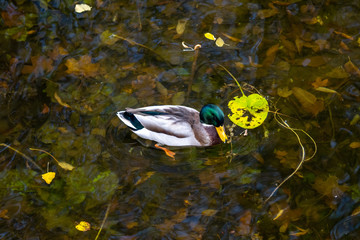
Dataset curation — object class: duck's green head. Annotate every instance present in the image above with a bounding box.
[200,104,227,142]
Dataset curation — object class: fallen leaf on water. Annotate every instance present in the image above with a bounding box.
[311,77,328,88]
[75,4,92,13]
[215,37,225,47]
[54,92,71,108]
[58,161,75,171]
[204,32,216,41]
[202,209,218,216]
[349,142,360,148]
[75,221,91,231]
[292,87,324,116]
[42,172,55,184]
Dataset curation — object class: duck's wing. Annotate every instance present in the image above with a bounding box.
[124,105,199,138]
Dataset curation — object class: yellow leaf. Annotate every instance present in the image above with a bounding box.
[201,209,218,216]
[228,94,269,129]
[42,172,55,184]
[54,92,71,108]
[273,209,285,220]
[350,142,360,148]
[75,221,91,231]
[58,161,75,171]
[204,32,216,41]
[292,87,324,116]
[215,37,225,47]
[315,87,339,95]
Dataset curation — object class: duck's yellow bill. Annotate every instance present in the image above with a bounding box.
[216,126,228,143]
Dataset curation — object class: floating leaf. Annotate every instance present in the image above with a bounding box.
[58,161,75,171]
[75,4,92,13]
[204,32,216,41]
[228,94,269,129]
[201,209,218,216]
[215,37,225,47]
[75,221,91,231]
[42,172,55,184]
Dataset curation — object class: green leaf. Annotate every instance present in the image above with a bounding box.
[228,94,269,129]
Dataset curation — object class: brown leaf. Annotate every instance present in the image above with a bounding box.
[21,56,53,77]
[49,45,68,60]
[199,170,220,189]
[311,77,328,88]
[1,4,22,27]
[313,175,348,198]
[41,104,50,114]
[292,87,324,116]
[294,56,327,67]
[277,87,293,98]
[263,44,279,67]
[201,209,218,217]
[65,55,100,77]
[237,210,251,235]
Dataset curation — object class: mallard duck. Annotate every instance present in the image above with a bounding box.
[117,104,227,147]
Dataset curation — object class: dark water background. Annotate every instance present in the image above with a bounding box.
[1,0,360,239]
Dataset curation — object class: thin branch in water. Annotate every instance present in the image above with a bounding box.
[95,202,111,240]
[264,110,317,202]
[0,143,43,171]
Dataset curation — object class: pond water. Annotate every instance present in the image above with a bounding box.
[1,0,360,239]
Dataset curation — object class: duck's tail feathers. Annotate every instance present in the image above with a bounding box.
[117,111,144,131]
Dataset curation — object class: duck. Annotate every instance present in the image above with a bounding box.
[116,104,227,147]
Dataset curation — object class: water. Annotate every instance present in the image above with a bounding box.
[1,0,360,239]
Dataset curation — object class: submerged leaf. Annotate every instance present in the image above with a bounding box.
[228,94,269,129]
[54,92,71,108]
[292,87,324,116]
[277,87,293,98]
[201,209,218,216]
[349,142,360,148]
[176,19,188,35]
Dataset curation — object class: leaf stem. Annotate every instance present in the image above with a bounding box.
[218,64,245,96]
